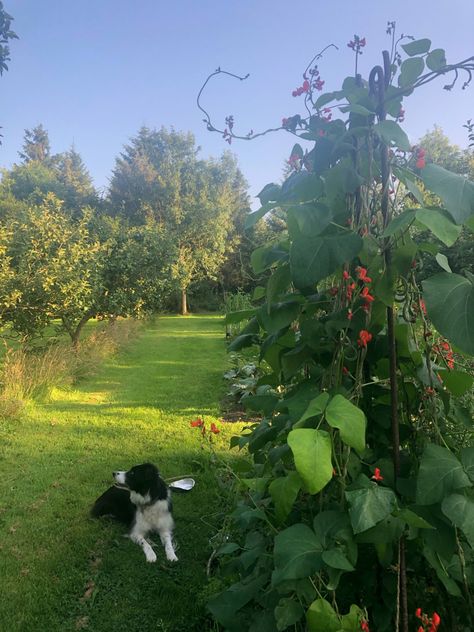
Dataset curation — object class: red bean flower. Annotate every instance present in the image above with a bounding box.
[371,467,384,481]
[191,418,204,427]
[358,330,373,348]
[210,422,220,434]
[356,266,372,283]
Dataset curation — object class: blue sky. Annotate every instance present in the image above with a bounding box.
[1,0,473,207]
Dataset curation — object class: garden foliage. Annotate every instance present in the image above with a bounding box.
[209,30,474,631]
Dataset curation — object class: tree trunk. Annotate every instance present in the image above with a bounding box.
[68,312,92,349]
[180,288,188,315]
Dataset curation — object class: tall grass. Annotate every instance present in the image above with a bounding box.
[0,319,141,417]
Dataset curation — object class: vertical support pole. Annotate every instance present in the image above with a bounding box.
[370,51,408,632]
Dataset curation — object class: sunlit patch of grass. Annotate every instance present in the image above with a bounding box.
[0,315,242,631]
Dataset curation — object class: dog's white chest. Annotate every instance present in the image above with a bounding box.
[136,499,174,533]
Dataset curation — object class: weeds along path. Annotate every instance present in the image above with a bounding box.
[0,315,234,632]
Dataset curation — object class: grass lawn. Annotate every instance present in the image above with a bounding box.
[0,315,238,632]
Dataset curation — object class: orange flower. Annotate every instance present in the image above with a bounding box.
[190,418,204,427]
[210,422,220,434]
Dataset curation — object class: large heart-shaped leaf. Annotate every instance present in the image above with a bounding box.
[374,120,411,151]
[398,57,425,88]
[441,494,474,548]
[402,38,431,56]
[421,164,474,225]
[423,272,474,356]
[274,598,304,631]
[306,599,341,632]
[325,395,367,453]
[287,429,333,494]
[415,208,462,246]
[345,484,398,534]
[272,523,322,584]
[290,231,363,289]
[416,444,471,505]
[269,471,302,522]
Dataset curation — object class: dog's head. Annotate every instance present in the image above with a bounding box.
[113,463,161,502]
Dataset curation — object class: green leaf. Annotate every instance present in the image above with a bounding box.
[339,103,374,116]
[374,120,411,151]
[416,444,471,505]
[295,392,330,427]
[341,605,366,632]
[325,395,366,453]
[269,471,302,522]
[287,429,333,494]
[441,494,474,548]
[290,231,363,289]
[306,599,341,632]
[421,164,474,225]
[398,57,425,88]
[383,209,416,237]
[266,265,291,306]
[423,546,462,597]
[345,484,398,534]
[208,575,268,628]
[402,38,431,56]
[280,172,325,204]
[258,301,300,334]
[228,333,257,352]
[435,253,451,272]
[322,548,355,571]
[273,523,322,584]
[415,208,462,246]
[288,202,332,237]
[257,182,281,204]
[438,370,474,396]
[275,598,304,631]
[426,48,447,71]
[461,447,474,482]
[395,508,435,529]
[225,309,256,324]
[423,272,474,356]
[245,202,274,229]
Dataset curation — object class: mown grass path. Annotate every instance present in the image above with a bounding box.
[0,315,233,632]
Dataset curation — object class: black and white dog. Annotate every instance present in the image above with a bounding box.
[91,463,178,563]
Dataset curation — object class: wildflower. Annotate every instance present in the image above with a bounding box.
[415,608,422,619]
[361,620,370,632]
[425,387,435,395]
[432,612,441,628]
[356,266,372,283]
[358,330,372,348]
[419,299,427,314]
[417,627,424,632]
[347,309,353,320]
[191,418,204,427]
[343,270,350,280]
[210,422,220,434]
[371,467,384,481]
[302,79,310,92]
[361,287,375,302]
[314,78,325,91]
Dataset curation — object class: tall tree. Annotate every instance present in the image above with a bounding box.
[56,145,97,212]
[418,125,474,178]
[109,127,250,313]
[18,124,51,163]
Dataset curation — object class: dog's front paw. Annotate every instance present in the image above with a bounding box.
[146,550,157,563]
[167,552,178,562]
